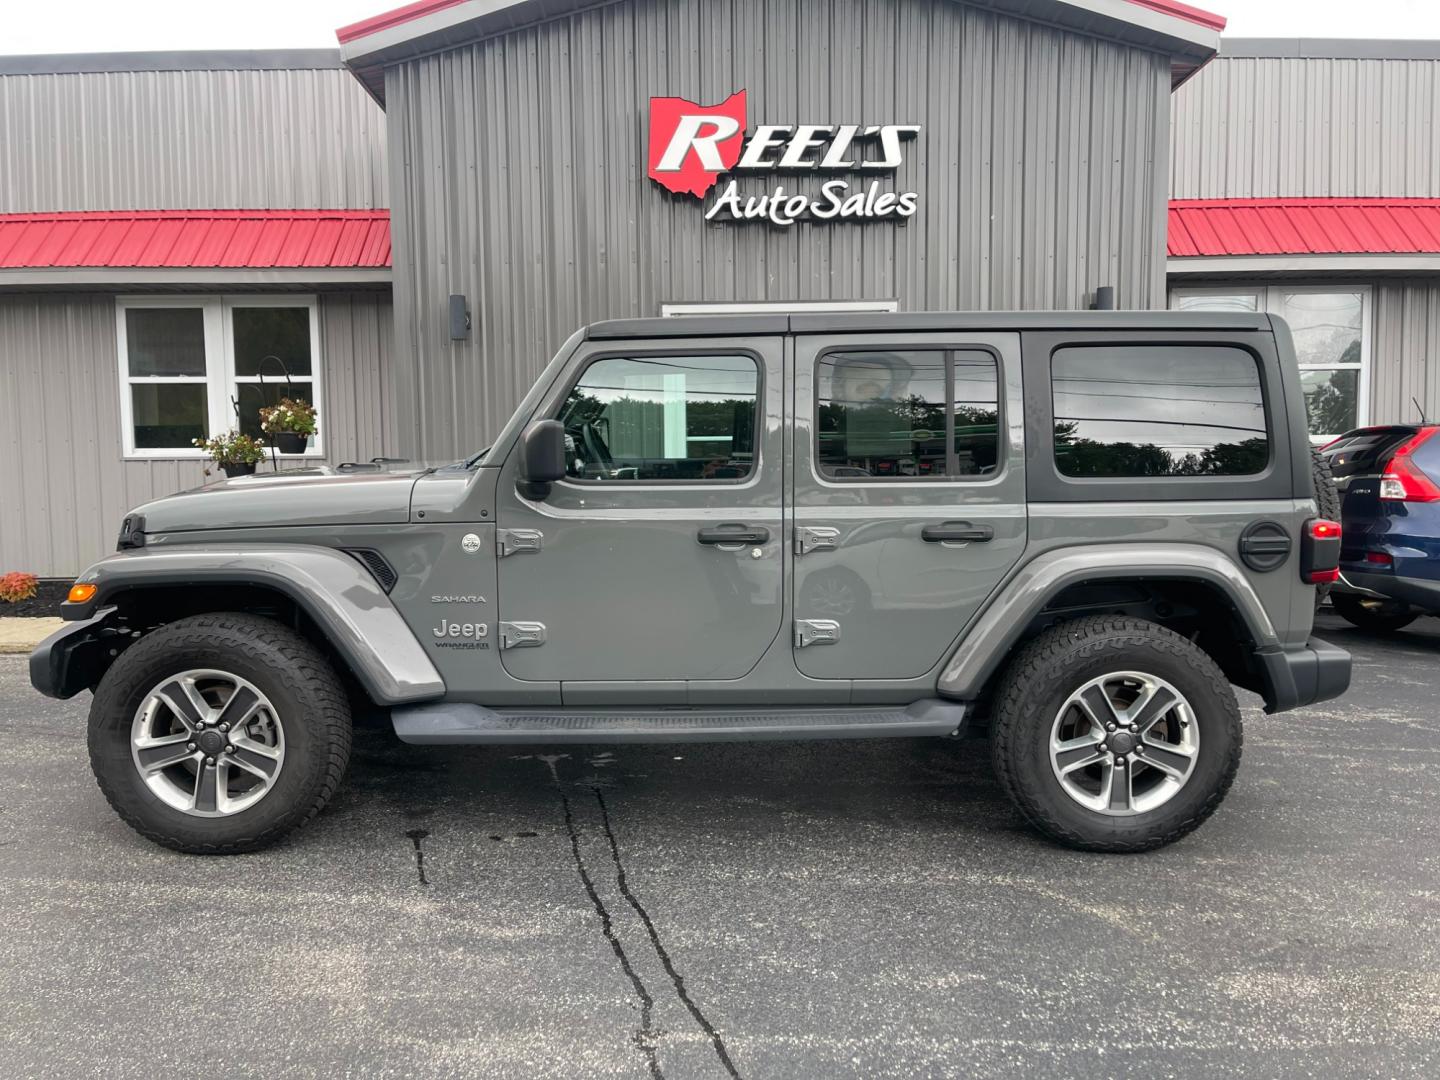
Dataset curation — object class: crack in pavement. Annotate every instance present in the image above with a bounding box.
[593,787,741,1079]
[559,789,664,1079]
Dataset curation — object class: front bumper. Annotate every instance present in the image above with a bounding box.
[1255,636,1351,714]
[29,608,122,700]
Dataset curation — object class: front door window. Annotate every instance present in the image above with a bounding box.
[557,355,758,481]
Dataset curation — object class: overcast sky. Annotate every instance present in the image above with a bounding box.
[2,0,1440,54]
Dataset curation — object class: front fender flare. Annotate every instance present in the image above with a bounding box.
[936,544,1279,700]
[62,545,445,705]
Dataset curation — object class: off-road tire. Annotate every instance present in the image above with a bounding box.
[1331,593,1420,633]
[1311,446,1342,605]
[88,613,352,854]
[990,615,1242,853]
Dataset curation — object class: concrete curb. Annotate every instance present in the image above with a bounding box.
[0,618,63,655]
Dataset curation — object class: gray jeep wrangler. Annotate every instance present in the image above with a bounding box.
[32,311,1350,854]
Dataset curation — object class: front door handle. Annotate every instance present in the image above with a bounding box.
[697,524,771,546]
[921,521,994,544]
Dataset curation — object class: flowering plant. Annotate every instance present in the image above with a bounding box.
[192,431,267,465]
[258,397,318,437]
[0,571,40,603]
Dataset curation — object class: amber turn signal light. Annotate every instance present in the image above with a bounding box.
[67,582,97,604]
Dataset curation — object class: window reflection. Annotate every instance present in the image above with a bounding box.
[1052,346,1268,477]
[816,350,999,479]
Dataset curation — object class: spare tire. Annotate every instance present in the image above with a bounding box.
[1311,445,1342,605]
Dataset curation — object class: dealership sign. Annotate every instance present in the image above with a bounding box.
[647,90,920,226]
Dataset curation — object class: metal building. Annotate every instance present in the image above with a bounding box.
[1167,38,1440,439]
[11,2,1437,580]
[0,51,397,576]
[338,0,1221,459]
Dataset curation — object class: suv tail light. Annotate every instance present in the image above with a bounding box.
[1380,428,1440,502]
[1302,518,1342,585]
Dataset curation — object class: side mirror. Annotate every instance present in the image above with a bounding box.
[517,419,566,500]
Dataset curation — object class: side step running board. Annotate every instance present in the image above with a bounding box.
[391,698,967,745]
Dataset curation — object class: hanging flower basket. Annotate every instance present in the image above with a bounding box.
[259,398,318,455]
[194,431,267,479]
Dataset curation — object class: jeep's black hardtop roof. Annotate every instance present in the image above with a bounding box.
[586,310,1273,339]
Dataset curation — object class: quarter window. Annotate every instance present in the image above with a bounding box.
[1052,345,1268,478]
[816,350,1000,479]
[557,355,758,481]
[117,296,322,457]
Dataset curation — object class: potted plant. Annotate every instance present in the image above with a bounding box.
[193,431,268,478]
[259,397,318,455]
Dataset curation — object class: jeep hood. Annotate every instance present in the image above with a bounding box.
[131,464,443,534]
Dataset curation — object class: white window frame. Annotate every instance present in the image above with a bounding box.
[117,295,324,460]
[1168,283,1372,442]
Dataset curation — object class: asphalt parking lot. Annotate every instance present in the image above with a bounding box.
[2,610,1438,1079]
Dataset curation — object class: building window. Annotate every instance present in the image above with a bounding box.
[557,354,758,481]
[1052,345,1269,478]
[117,296,322,458]
[1169,285,1371,440]
[815,349,1000,479]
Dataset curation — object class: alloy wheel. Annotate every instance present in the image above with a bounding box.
[1048,671,1199,816]
[130,669,286,817]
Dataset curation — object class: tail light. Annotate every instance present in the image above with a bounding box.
[1365,550,1394,566]
[1380,429,1440,502]
[1302,518,1342,585]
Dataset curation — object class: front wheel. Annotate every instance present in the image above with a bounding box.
[990,616,1242,853]
[88,613,352,854]
[1330,593,1420,633]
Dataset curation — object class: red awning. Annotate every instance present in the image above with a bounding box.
[1169,199,1440,258]
[0,210,392,269]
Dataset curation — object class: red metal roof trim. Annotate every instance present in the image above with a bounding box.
[1169,199,1440,258]
[336,0,1226,45]
[0,210,392,269]
[337,0,469,44]
[1125,0,1226,32]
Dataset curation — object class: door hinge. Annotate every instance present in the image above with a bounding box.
[499,621,547,649]
[496,529,543,557]
[795,619,842,648]
[794,526,840,556]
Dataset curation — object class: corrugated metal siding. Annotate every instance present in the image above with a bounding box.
[386,0,1174,458]
[0,292,397,577]
[1171,56,1440,199]
[1372,279,1440,427]
[0,68,388,213]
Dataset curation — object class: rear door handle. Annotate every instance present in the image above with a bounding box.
[697,524,771,546]
[921,521,994,544]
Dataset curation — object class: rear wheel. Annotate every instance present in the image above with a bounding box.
[991,616,1242,853]
[88,613,352,853]
[1331,593,1419,633]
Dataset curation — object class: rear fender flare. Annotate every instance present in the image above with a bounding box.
[62,545,445,705]
[936,544,1279,699]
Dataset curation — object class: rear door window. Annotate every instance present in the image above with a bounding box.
[1051,345,1268,478]
[815,349,1000,479]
